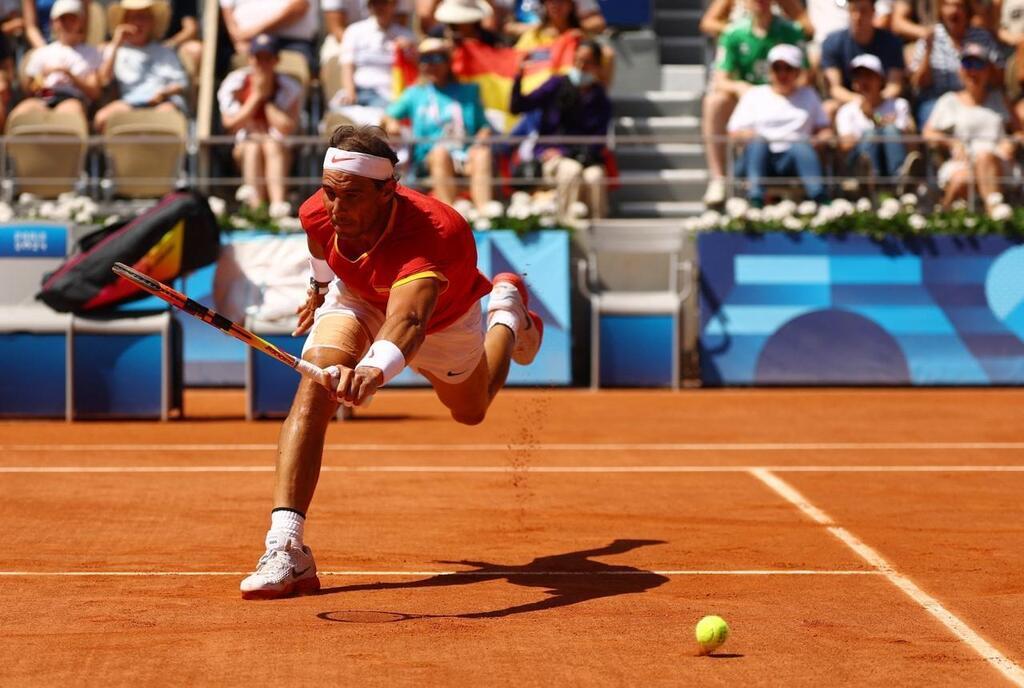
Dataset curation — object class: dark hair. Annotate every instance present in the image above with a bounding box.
[578,39,604,66]
[540,0,581,29]
[328,125,399,166]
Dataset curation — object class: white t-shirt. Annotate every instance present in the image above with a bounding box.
[339,17,414,100]
[927,90,1010,155]
[835,97,911,138]
[218,67,303,140]
[220,0,320,41]
[727,85,829,152]
[321,0,412,19]
[24,42,102,99]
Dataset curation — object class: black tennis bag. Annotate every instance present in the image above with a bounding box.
[38,191,220,313]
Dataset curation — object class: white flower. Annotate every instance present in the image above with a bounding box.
[782,216,803,231]
[235,184,257,203]
[51,204,73,221]
[744,207,763,223]
[483,200,505,219]
[207,196,227,217]
[510,191,531,208]
[725,197,749,218]
[952,200,968,211]
[762,204,783,222]
[986,192,1004,208]
[57,191,78,204]
[452,199,475,220]
[682,218,701,231]
[810,213,828,228]
[797,201,817,216]
[569,201,589,219]
[908,214,927,231]
[698,210,721,230]
[878,206,898,220]
[856,197,873,213]
[991,204,1013,222]
[899,193,918,207]
[38,201,57,218]
[880,198,901,216]
[73,210,93,224]
[0,203,13,223]
[508,205,531,220]
[17,193,37,205]
[964,216,978,228]
[473,217,492,230]
[539,214,557,227]
[832,199,854,216]
[776,199,797,217]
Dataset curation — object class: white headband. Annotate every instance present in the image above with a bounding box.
[323,148,395,180]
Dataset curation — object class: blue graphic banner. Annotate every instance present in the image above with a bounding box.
[0,223,68,257]
[699,232,1024,385]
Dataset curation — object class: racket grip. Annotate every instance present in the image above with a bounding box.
[295,357,335,390]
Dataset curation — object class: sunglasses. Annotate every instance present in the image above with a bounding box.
[961,56,989,70]
[419,52,449,65]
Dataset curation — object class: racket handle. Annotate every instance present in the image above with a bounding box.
[295,357,335,390]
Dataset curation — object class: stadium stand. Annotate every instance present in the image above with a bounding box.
[3,109,88,198]
[101,107,187,198]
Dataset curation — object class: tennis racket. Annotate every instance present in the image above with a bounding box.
[111,262,337,392]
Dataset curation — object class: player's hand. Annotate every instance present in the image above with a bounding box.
[292,287,326,336]
[332,365,383,407]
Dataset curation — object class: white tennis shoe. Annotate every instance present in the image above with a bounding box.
[487,273,544,365]
[240,539,320,600]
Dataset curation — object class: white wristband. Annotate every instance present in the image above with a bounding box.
[309,256,334,283]
[356,340,406,384]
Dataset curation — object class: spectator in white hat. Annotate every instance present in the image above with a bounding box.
[12,0,100,121]
[429,0,501,46]
[95,0,188,131]
[727,43,833,206]
[321,0,412,64]
[836,53,920,190]
[331,0,414,111]
[21,0,91,50]
[923,41,1020,214]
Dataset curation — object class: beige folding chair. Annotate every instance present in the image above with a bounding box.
[103,108,187,198]
[3,110,88,198]
[320,55,342,107]
[320,110,357,138]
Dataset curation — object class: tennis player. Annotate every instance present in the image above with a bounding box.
[240,125,543,599]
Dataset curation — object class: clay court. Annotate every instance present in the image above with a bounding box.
[3,388,1024,686]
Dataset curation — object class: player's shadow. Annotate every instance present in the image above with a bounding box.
[316,538,668,620]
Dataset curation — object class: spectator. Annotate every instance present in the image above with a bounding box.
[22,0,90,49]
[95,0,188,132]
[221,0,318,67]
[321,0,412,64]
[429,0,502,47]
[383,38,493,210]
[821,0,905,118]
[996,0,1024,106]
[0,27,12,132]
[165,0,202,78]
[700,0,813,41]
[836,54,920,189]
[505,0,604,38]
[515,0,603,49]
[1,0,23,41]
[219,33,302,218]
[702,0,808,207]
[727,43,832,207]
[923,42,1019,212]
[910,0,1000,126]
[331,0,414,112]
[10,0,100,121]
[890,0,936,40]
[510,39,612,222]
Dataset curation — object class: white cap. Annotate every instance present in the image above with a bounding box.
[766,44,803,69]
[51,0,83,19]
[850,53,884,76]
[434,0,492,24]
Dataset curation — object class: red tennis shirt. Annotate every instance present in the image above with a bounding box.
[299,185,492,333]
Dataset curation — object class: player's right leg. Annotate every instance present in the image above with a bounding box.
[240,314,370,600]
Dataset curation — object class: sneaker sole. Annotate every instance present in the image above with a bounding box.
[241,575,321,600]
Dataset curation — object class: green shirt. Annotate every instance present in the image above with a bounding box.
[716,16,808,85]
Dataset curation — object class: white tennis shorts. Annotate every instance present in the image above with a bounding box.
[302,279,485,385]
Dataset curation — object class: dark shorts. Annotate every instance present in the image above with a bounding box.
[41,93,79,109]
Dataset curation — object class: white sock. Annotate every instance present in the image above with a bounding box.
[266,509,304,550]
[488,310,520,340]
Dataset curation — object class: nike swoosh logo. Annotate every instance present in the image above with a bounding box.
[293,566,311,577]
[330,155,354,163]
[446,370,466,377]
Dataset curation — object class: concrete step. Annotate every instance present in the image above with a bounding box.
[614,143,706,171]
[660,36,708,65]
[661,64,706,91]
[613,169,708,203]
[615,115,701,136]
[655,8,704,37]
[612,91,702,117]
[616,201,706,218]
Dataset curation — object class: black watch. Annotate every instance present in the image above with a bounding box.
[310,277,331,295]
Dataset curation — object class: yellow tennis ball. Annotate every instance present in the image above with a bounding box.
[695,615,729,654]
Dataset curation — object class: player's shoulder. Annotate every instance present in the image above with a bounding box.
[396,186,470,235]
[298,190,327,225]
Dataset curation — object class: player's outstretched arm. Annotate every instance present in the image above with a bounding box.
[333,277,441,406]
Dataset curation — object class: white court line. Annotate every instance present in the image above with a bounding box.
[2,442,1024,452]
[3,465,1024,474]
[750,468,1024,687]
[0,569,880,577]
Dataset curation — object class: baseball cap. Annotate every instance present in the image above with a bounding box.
[766,44,803,69]
[850,53,884,76]
[51,0,84,19]
[418,37,450,54]
[250,33,280,56]
[960,42,994,63]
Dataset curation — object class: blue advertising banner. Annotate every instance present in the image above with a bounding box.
[183,229,572,387]
[0,223,68,258]
[699,232,1024,385]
